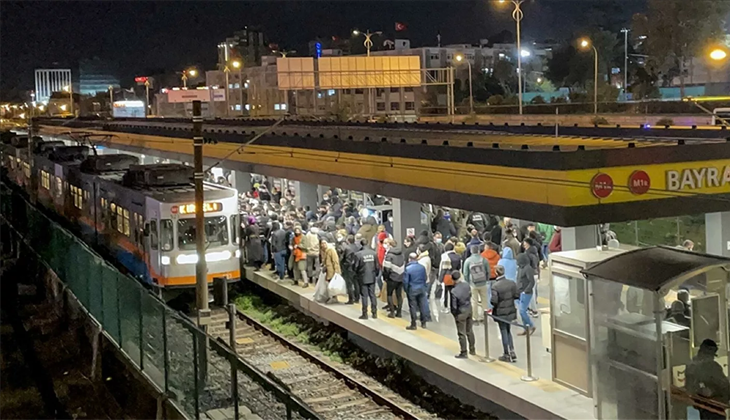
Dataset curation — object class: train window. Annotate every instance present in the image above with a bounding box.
[55,177,62,197]
[123,209,130,236]
[177,216,229,250]
[150,220,158,250]
[22,163,30,178]
[116,206,123,233]
[41,171,50,189]
[160,219,173,251]
[71,186,83,209]
[110,203,117,229]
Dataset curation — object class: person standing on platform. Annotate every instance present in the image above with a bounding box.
[270,222,288,280]
[302,227,321,286]
[491,266,519,362]
[516,253,536,335]
[290,226,308,286]
[403,253,430,330]
[467,212,488,236]
[549,227,562,253]
[685,339,730,420]
[382,239,405,318]
[319,239,341,282]
[502,229,521,259]
[464,245,491,322]
[464,229,484,259]
[481,242,501,281]
[354,239,379,319]
[497,246,518,282]
[439,243,462,314]
[450,271,475,358]
[244,217,265,271]
[336,232,357,304]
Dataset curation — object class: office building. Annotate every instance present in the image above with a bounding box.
[35,68,72,104]
[217,26,272,68]
[79,57,120,96]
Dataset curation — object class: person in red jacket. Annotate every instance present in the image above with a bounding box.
[480,242,501,280]
[376,231,388,266]
[548,227,562,253]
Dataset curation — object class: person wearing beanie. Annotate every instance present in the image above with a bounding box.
[450,270,475,358]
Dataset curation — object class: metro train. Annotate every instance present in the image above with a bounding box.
[1,133,241,291]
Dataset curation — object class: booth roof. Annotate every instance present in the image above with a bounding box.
[580,246,730,292]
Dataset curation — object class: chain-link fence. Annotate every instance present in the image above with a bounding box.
[0,183,318,420]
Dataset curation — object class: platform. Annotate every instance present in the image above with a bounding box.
[243,266,594,420]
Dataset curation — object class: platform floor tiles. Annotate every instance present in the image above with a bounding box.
[245,266,594,420]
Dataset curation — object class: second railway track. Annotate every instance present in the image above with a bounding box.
[207,307,433,420]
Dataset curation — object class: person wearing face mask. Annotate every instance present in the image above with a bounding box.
[336,231,358,304]
[290,226,308,286]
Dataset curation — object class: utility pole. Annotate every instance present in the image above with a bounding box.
[27,111,37,205]
[621,28,629,101]
[144,80,150,117]
[192,99,209,391]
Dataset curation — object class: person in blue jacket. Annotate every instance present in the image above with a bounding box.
[403,252,430,330]
[497,247,518,282]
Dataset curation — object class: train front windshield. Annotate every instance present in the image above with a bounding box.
[177,216,229,250]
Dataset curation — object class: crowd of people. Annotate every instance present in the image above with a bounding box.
[238,182,562,361]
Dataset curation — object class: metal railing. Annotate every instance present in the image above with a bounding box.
[483,311,538,382]
[0,182,320,420]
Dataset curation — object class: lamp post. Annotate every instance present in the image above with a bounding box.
[144,80,150,117]
[63,85,74,117]
[620,28,629,101]
[182,68,198,88]
[455,54,474,114]
[352,29,382,56]
[580,38,599,115]
[498,0,525,115]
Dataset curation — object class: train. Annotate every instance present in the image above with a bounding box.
[1,131,241,292]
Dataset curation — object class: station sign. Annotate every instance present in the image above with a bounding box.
[590,173,613,199]
[666,165,730,192]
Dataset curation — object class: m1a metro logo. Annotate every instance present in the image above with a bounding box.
[590,173,614,198]
[628,170,651,195]
[666,166,730,191]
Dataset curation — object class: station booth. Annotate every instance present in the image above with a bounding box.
[550,246,730,419]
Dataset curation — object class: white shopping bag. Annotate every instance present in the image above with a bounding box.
[327,273,347,297]
[313,271,329,303]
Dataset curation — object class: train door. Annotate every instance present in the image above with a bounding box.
[145,198,161,285]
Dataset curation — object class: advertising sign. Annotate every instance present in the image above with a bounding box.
[167,89,211,103]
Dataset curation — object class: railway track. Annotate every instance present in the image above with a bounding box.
[207,307,432,420]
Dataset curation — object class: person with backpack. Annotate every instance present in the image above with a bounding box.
[463,245,491,322]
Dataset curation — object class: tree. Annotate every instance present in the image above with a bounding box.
[493,59,517,95]
[633,0,730,97]
[545,45,592,88]
[631,67,661,99]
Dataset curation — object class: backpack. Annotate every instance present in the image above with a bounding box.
[469,262,488,284]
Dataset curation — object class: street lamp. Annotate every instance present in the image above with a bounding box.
[223,60,242,117]
[352,29,382,56]
[579,38,599,115]
[62,85,73,117]
[498,0,525,115]
[181,68,198,88]
[455,54,474,114]
[710,48,728,62]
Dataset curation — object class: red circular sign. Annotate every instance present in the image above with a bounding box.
[591,173,614,199]
[628,170,651,195]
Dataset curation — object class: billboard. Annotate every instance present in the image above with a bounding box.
[113,100,145,118]
[277,57,316,90]
[167,89,211,103]
[318,56,421,89]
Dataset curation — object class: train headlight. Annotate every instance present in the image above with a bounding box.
[161,256,171,265]
[235,249,241,259]
[176,254,199,265]
[206,250,232,262]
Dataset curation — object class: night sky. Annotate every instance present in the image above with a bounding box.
[0,1,643,98]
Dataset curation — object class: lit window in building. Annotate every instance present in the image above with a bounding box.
[234,83,240,88]
[245,104,251,110]
[244,82,249,89]
[229,84,233,89]
[317,92,323,99]
[328,89,335,96]
[235,104,241,111]
[280,103,287,110]
[274,104,281,110]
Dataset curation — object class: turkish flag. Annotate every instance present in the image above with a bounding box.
[395,22,407,31]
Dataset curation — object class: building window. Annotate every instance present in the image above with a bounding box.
[41,171,50,189]
[390,87,399,93]
[405,101,415,111]
[355,88,364,94]
[327,89,335,96]
[234,83,240,88]
[390,102,400,111]
[405,87,414,92]
[245,104,250,110]
[430,54,439,60]
[343,89,352,94]
[274,104,281,110]
[235,104,241,111]
[377,102,386,111]
[376,88,385,97]
[229,84,234,89]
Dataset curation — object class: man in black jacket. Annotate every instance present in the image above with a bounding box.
[516,253,536,335]
[450,271,475,358]
[382,241,405,318]
[270,222,288,280]
[491,266,519,362]
[337,232,357,304]
[354,240,380,319]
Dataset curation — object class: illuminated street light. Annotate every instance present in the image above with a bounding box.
[579,38,599,115]
[497,0,525,114]
[537,77,543,84]
[710,48,728,61]
[181,68,198,88]
[352,29,382,56]
[520,49,531,58]
[231,60,241,69]
[62,85,74,116]
[454,53,474,114]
